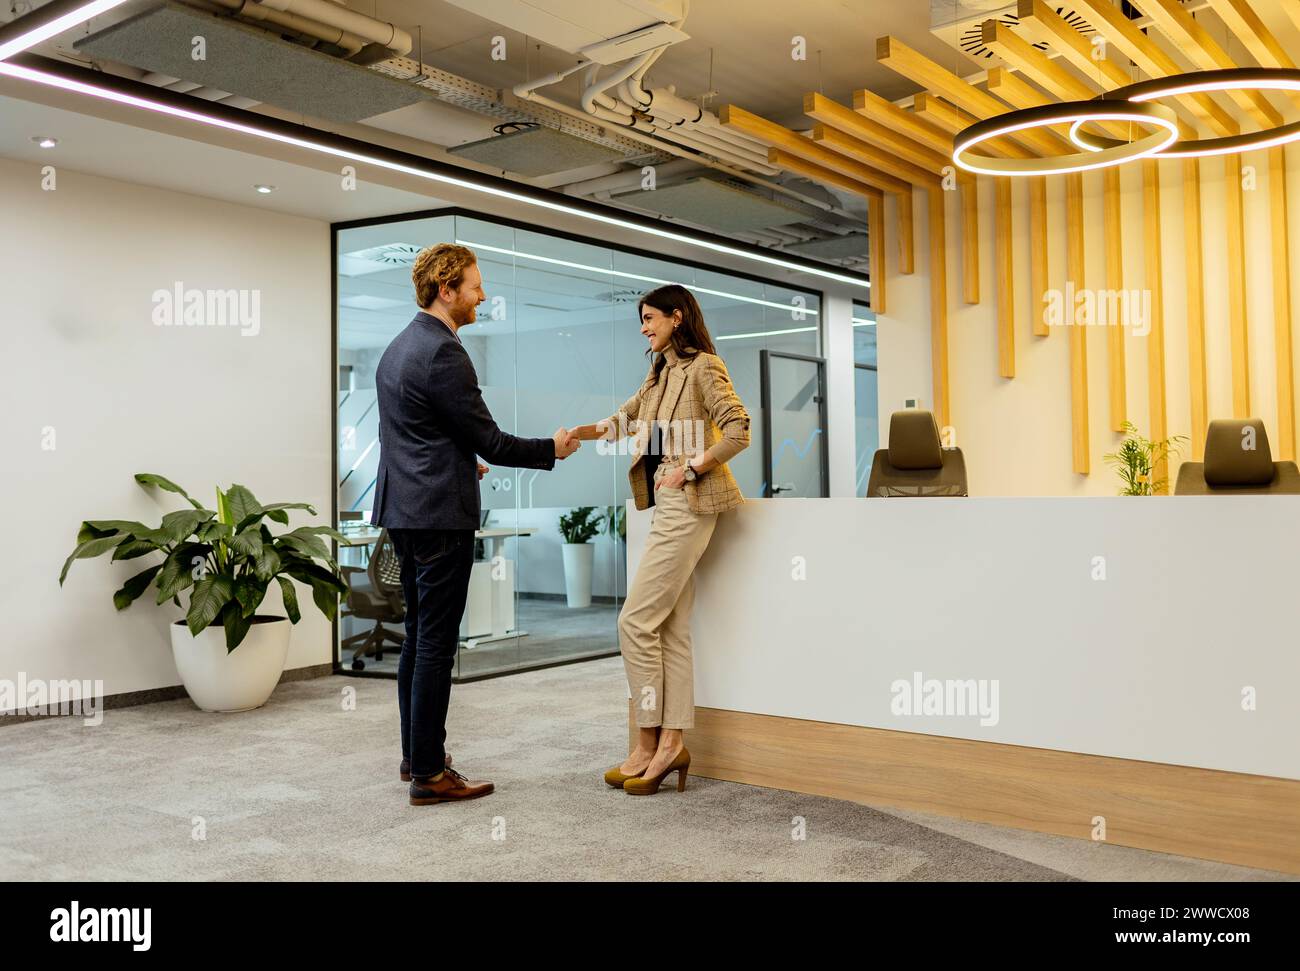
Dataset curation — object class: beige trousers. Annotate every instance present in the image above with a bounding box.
[618,462,719,730]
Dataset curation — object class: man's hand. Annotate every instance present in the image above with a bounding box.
[553,427,580,459]
[477,462,489,480]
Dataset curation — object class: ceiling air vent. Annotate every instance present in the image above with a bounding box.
[592,288,650,305]
[349,244,424,266]
[930,2,1093,61]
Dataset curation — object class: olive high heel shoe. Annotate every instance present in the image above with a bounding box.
[623,747,690,795]
[604,764,644,788]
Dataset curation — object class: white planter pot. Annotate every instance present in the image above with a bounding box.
[561,542,595,608]
[170,615,291,713]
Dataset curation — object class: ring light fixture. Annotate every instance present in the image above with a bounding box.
[1069,67,1300,159]
[953,100,1180,177]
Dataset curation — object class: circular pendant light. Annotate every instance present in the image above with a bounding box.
[1070,67,1300,159]
[953,100,1180,177]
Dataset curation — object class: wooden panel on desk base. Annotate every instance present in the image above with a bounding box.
[629,703,1300,875]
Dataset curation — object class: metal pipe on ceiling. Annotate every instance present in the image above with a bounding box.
[199,0,369,56]
[251,0,411,56]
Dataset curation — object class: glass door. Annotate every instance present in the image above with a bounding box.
[759,350,828,498]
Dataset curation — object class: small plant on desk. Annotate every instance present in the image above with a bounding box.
[1103,422,1188,496]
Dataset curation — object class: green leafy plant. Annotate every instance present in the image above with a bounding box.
[558,506,604,544]
[604,504,626,543]
[59,473,348,652]
[1103,422,1188,495]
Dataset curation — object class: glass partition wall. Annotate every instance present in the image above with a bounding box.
[853,300,879,497]
[334,210,822,680]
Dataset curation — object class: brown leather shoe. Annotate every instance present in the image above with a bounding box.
[400,753,452,782]
[409,766,494,805]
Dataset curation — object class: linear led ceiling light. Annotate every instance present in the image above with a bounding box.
[0,0,131,62]
[0,1,870,292]
[1070,68,1300,159]
[457,239,826,313]
[953,100,1179,177]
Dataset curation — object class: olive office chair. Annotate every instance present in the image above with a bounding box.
[865,409,968,497]
[340,528,406,670]
[1174,418,1300,495]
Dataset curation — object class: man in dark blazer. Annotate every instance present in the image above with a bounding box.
[372,243,579,805]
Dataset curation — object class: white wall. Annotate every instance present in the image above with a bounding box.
[876,190,935,432]
[0,155,332,704]
[878,152,1300,496]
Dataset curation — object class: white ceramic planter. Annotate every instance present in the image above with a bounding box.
[561,542,595,608]
[170,615,291,713]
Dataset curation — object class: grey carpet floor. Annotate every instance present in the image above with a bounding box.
[0,657,1291,882]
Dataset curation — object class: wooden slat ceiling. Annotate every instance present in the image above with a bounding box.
[717,0,1300,471]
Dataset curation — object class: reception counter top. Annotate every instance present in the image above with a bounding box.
[625,495,1300,872]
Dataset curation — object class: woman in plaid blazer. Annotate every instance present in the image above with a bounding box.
[567,284,751,795]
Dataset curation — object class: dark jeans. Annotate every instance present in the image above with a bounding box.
[390,527,475,778]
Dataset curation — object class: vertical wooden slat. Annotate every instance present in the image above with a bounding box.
[1224,154,1251,417]
[1270,146,1296,460]
[928,187,950,429]
[961,177,980,304]
[1066,174,1089,474]
[1183,158,1209,460]
[1103,167,1127,432]
[1030,176,1050,337]
[870,191,887,316]
[1143,161,1169,493]
[899,187,916,275]
[996,178,1015,378]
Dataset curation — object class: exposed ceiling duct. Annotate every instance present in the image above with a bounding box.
[448,125,627,176]
[73,2,434,122]
[435,0,689,61]
[506,0,782,176]
[607,176,813,234]
[51,0,871,270]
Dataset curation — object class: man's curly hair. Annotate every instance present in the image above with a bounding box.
[412,243,476,308]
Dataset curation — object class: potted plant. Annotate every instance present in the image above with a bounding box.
[558,506,604,608]
[59,473,348,713]
[1103,422,1188,495]
[605,503,628,601]
[605,504,627,546]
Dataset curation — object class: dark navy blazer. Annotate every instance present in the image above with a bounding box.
[371,311,556,530]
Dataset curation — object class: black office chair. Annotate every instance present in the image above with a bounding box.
[1175,418,1300,495]
[865,409,968,497]
[340,528,405,670]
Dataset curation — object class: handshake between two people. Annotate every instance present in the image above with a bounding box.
[552,426,583,460]
[478,424,599,479]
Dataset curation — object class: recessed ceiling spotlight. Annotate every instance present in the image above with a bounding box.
[31,136,58,148]
[253,184,275,194]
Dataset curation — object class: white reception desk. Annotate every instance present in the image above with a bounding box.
[626,496,1300,873]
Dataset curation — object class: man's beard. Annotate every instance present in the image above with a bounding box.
[452,300,477,326]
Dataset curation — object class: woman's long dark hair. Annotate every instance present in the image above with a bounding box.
[638,284,716,382]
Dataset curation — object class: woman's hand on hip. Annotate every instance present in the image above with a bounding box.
[655,465,687,491]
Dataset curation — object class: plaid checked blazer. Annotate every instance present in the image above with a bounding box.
[601,345,751,515]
